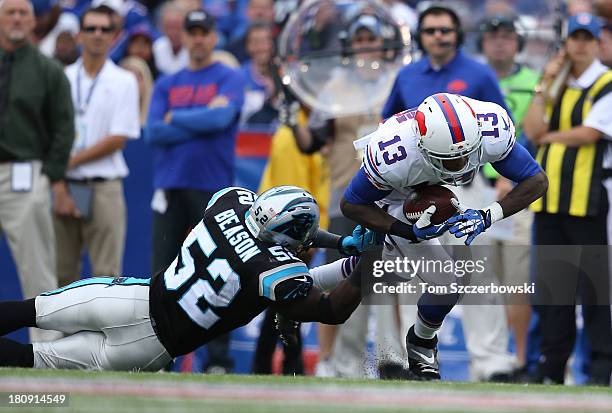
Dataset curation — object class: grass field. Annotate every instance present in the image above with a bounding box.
[0,368,611,413]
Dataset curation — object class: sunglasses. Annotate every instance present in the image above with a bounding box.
[421,27,455,35]
[82,25,113,34]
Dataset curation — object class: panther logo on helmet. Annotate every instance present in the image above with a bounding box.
[413,93,483,185]
[245,186,320,253]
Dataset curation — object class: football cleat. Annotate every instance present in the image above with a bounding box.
[405,326,441,381]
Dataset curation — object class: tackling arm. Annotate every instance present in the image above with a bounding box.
[273,259,363,324]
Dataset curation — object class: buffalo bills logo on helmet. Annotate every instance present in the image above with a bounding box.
[415,110,427,136]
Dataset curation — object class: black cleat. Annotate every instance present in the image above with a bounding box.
[406,326,441,381]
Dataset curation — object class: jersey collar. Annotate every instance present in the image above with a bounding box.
[420,49,464,74]
[568,59,608,89]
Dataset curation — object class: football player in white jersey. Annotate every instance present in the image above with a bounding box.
[341,93,548,380]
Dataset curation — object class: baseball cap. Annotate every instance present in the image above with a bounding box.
[184,10,216,32]
[567,13,601,39]
[479,15,518,33]
[128,25,153,42]
[348,15,381,38]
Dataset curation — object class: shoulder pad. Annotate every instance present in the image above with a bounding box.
[206,187,256,211]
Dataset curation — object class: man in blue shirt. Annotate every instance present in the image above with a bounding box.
[144,9,244,373]
[373,5,515,382]
[383,5,508,118]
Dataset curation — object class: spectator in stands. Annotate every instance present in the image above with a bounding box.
[153,1,188,75]
[240,21,277,126]
[126,25,158,78]
[91,0,152,63]
[524,12,612,385]
[145,9,244,374]
[120,56,153,126]
[54,6,140,287]
[478,14,540,380]
[601,21,612,67]
[31,0,79,58]
[226,0,276,64]
[0,0,74,341]
[202,0,249,50]
[379,4,516,382]
[53,30,79,65]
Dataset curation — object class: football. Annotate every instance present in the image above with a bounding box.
[403,185,458,225]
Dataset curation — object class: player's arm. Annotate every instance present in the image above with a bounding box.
[312,227,377,255]
[492,144,548,216]
[340,168,447,242]
[273,258,363,324]
[448,143,548,245]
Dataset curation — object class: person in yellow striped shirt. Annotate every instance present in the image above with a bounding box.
[523,13,612,385]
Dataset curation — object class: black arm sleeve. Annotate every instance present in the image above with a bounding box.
[312,229,344,250]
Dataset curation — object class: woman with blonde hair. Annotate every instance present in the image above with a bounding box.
[120,56,153,126]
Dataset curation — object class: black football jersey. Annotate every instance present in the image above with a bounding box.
[149,187,313,357]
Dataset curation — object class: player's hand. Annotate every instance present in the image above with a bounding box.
[411,205,451,242]
[339,225,377,255]
[447,207,492,246]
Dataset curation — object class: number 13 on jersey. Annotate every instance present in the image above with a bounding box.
[378,135,407,165]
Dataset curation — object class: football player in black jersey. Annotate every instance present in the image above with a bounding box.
[0,186,375,371]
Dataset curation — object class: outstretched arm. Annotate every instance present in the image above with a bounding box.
[273,259,363,324]
[312,227,377,256]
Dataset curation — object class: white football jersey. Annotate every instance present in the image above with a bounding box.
[358,97,515,204]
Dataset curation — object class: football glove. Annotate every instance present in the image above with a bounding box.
[411,205,451,242]
[447,208,492,246]
[339,225,377,255]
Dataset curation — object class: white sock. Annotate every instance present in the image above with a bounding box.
[414,312,440,340]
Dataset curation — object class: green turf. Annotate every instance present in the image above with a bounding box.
[0,368,610,413]
[1,368,609,394]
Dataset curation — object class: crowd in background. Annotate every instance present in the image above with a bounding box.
[1,0,612,385]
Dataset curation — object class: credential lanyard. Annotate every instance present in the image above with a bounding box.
[76,63,101,116]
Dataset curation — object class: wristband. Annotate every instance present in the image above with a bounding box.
[483,202,504,224]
